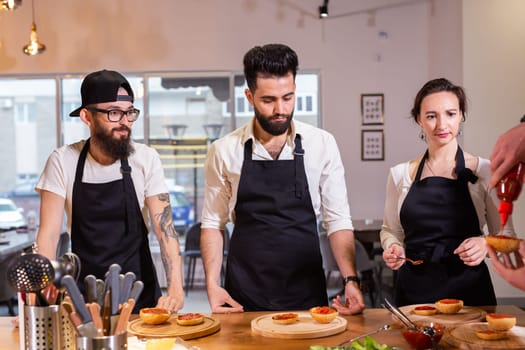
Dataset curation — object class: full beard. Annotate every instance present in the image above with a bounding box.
[92,120,134,160]
[254,105,293,136]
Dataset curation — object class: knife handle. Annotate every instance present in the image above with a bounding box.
[61,275,92,324]
[129,280,144,303]
[108,264,121,315]
[114,299,135,335]
[87,303,104,336]
[102,290,111,336]
[84,275,97,303]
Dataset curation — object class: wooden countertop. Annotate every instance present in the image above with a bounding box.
[2,305,524,349]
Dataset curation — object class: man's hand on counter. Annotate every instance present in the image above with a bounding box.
[156,291,184,313]
[331,283,365,315]
[207,283,244,313]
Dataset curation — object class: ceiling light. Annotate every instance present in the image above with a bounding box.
[22,0,45,56]
[1,0,22,11]
[318,0,329,19]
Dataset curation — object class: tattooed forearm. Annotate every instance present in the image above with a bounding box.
[159,240,173,288]
[154,205,179,241]
[154,193,179,241]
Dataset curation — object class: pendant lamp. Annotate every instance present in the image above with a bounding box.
[1,0,22,11]
[22,0,45,55]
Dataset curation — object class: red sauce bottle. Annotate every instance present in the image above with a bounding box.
[497,162,525,228]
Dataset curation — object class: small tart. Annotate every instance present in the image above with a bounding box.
[413,305,437,316]
[176,313,205,326]
[139,307,170,325]
[486,313,516,331]
[435,299,463,314]
[309,306,338,324]
[486,235,521,253]
[476,329,508,340]
[271,312,299,325]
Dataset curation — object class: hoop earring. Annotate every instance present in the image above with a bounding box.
[458,127,463,136]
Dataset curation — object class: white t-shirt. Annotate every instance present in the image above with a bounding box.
[37,139,168,232]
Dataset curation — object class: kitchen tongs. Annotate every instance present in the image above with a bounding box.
[382,298,439,350]
[382,298,418,330]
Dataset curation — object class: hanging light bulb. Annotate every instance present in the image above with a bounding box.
[22,0,45,55]
[1,0,22,11]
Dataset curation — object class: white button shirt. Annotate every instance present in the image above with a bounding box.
[201,118,353,236]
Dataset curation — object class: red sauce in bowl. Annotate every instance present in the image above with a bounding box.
[402,323,445,350]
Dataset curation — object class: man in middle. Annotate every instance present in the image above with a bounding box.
[200,43,364,315]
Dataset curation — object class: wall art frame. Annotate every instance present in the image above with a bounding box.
[361,129,384,161]
[361,93,384,125]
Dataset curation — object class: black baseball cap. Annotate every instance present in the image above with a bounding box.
[69,69,134,116]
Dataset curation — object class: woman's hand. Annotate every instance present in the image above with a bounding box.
[382,244,405,270]
[454,236,487,266]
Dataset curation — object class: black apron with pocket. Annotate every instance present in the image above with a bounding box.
[396,146,496,306]
[225,135,327,311]
[71,139,160,312]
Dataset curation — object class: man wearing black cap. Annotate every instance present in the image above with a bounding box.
[36,69,184,312]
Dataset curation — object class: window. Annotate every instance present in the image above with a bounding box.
[0,71,320,228]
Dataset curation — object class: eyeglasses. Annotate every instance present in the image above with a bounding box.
[86,107,140,122]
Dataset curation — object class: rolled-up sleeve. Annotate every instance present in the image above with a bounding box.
[315,133,353,235]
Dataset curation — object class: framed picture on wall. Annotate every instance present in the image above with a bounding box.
[361,130,384,161]
[361,93,384,125]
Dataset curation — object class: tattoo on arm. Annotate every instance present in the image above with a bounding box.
[154,193,179,241]
[159,241,173,288]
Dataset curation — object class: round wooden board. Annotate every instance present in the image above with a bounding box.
[443,322,525,349]
[128,315,220,340]
[251,312,347,339]
[396,304,486,326]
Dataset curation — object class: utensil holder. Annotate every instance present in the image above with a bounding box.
[75,332,127,350]
[23,304,61,350]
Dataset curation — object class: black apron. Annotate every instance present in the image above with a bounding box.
[396,146,496,306]
[71,139,161,312]
[225,135,327,311]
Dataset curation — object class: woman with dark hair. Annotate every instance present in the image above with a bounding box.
[380,78,515,306]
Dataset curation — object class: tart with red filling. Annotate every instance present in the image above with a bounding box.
[309,306,338,324]
[176,313,205,326]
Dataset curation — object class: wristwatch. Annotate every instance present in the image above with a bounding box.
[342,275,360,286]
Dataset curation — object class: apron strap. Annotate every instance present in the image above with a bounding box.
[74,139,91,186]
[120,157,138,237]
[293,134,305,199]
[455,146,478,184]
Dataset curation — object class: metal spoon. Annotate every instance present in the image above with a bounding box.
[395,256,424,265]
[338,324,391,346]
[421,325,439,350]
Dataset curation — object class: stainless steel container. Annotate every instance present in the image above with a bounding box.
[75,332,127,350]
[23,304,61,350]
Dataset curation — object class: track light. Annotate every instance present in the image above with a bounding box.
[22,0,45,55]
[1,0,22,11]
[318,0,329,19]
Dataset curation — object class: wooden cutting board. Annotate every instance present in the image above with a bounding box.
[128,315,220,340]
[443,322,525,349]
[397,304,486,326]
[251,312,347,339]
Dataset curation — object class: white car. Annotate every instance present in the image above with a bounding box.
[0,198,27,231]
